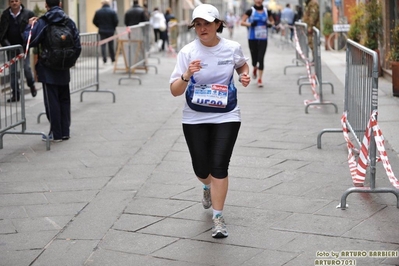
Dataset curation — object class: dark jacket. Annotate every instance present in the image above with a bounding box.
[93,4,118,34]
[124,4,148,26]
[24,6,81,85]
[0,4,34,47]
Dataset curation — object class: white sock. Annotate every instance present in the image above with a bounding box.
[213,210,222,219]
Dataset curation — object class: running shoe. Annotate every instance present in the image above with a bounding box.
[202,187,212,209]
[41,133,62,142]
[257,79,263,88]
[212,214,228,238]
[252,67,257,79]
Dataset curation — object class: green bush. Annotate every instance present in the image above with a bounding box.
[322,12,333,36]
[347,3,364,43]
[33,4,46,17]
[364,0,382,50]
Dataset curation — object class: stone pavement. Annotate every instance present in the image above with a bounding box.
[1,25,399,266]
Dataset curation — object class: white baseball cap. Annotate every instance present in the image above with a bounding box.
[191,4,220,23]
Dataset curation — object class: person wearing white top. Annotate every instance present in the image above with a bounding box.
[169,4,250,239]
[149,7,167,51]
[225,11,237,38]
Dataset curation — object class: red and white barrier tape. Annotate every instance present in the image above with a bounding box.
[293,27,319,105]
[369,111,399,189]
[341,112,368,186]
[342,110,399,189]
[1,26,130,72]
[0,53,25,74]
[303,73,320,107]
[1,21,31,71]
[25,20,35,59]
[82,27,131,46]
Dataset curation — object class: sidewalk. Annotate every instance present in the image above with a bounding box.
[0,25,399,266]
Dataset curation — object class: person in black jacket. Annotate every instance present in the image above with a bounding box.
[24,0,81,142]
[0,0,37,102]
[124,0,148,26]
[93,0,118,64]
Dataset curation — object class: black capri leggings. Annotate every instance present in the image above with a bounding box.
[248,39,268,70]
[183,122,241,179]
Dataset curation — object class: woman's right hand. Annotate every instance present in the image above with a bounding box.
[185,59,202,78]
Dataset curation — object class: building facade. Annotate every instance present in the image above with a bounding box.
[1,0,398,75]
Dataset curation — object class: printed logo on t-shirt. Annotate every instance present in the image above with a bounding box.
[218,59,234,65]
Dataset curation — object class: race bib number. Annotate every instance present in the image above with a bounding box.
[192,84,228,108]
[254,25,267,39]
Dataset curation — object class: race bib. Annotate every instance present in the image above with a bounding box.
[192,84,228,108]
[254,25,267,39]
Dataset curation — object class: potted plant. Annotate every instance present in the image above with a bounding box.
[322,12,333,50]
[389,23,399,97]
[347,3,364,44]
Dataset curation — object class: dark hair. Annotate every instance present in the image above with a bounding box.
[188,19,225,33]
[46,0,60,8]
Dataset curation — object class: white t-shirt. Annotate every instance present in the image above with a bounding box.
[169,37,248,124]
[150,11,166,30]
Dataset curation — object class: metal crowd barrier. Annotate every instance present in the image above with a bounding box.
[317,39,399,208]
[283,22,308,75]
[317,39,377,148]
[276,20,292,50]
[38,32,116,123]
[144,22,161,66]
[0,45,49,150]
[299,27,335,95]
[115,23,158,85]
[168,22,179,52]
[73,33,115,101]
[301,27,337,113]
[176,22,195,52]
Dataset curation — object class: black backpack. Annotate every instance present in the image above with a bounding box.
[41,17,78,70]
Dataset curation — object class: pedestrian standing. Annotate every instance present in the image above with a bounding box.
[303,0,320,50]
[225,11,237,39]
[25,0,81,142]
[164,7,173,50]
[169,4,250,238]
[281,3,295,41]
[124,0,148,26]
[150,7,167,51]
[93,0,118,64]
[0,0,37,102]
[240,0,274,88]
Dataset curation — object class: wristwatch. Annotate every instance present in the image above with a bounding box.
[181,74,189,82]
